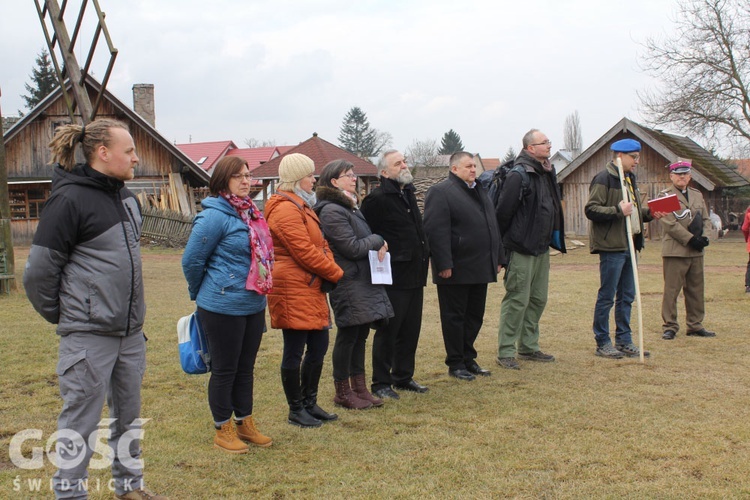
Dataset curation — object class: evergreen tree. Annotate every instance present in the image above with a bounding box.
[338,106,379,158]
[21,49,59,110]
[438,129,464,155]
[502,147,517,163]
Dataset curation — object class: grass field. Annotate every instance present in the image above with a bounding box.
[1,236,749,499]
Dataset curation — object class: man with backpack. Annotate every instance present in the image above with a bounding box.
[495,129,566,370]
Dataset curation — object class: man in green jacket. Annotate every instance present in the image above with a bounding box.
[584,139,663,359]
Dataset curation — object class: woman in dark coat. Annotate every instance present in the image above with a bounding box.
[315,160,394,409]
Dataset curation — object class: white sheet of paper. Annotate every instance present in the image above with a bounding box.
[369,250,392,285]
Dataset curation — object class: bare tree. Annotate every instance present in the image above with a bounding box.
[563,110,583,158]
[405,138,440,167]
[639,0,750,154]
[244,138,277,148]
[373,129,393,157]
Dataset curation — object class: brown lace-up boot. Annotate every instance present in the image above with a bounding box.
[214,421,249,454]
[235,416,273,447]
[333,379,372,409]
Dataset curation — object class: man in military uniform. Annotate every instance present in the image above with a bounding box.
[659,160,715,340]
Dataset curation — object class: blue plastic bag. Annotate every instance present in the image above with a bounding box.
[177,311,211,374]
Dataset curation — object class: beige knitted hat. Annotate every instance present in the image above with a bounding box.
[278,153,314,191]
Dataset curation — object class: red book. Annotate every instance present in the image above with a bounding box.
[647,194,681,213]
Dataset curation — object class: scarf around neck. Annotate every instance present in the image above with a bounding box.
[221,192,274,295]
[295,188,317,207]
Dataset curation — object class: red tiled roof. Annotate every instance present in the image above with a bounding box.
[275,145,296,155]
[252,134,378,179]
[482,158,500,170]
[730,159,750,179]
[175,140,237,172]
[226,147,280,170]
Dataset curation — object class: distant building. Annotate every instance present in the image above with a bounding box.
[252,133,380,205]
[550,149,573,173]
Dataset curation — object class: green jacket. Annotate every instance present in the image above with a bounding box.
[585,162,652,253]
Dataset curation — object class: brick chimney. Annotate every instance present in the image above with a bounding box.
[132,84,155,128]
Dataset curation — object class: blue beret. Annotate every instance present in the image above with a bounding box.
[610,139,641,153]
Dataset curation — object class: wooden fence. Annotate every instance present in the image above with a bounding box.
[141,206,194,247]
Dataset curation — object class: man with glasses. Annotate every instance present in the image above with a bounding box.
[585,138,662,359]
[659,160,715,340]
[361,150,430,398]
[495,129,566,370]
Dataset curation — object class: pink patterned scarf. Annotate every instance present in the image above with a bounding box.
[221,192,274,295]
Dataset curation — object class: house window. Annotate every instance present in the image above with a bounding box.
[197,156,208,165]
[8,186,51,220]
[28,188,49,219]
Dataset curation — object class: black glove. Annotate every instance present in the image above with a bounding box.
[688,236,708,251]
[320,279,337,293]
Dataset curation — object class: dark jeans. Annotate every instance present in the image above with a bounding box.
[372,287,423,389]
[332,324,370,381]
[593,251,634,347]
[198,307,265,424]
[436,283,488,370]
[281,329,329,369]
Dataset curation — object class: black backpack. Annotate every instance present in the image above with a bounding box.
[480,159,530,206]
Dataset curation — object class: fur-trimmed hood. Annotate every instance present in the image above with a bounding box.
[314,185,357,211]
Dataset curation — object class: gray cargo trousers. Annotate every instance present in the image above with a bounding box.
[52,331,147,499]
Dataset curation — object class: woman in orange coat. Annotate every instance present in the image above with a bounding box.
[742,205,750,293]
[265,153,344,428]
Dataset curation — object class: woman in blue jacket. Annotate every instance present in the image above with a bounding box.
[182,157,274,454]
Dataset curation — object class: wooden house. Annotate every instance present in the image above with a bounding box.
[557,118,749,238]
[3,76,209,243]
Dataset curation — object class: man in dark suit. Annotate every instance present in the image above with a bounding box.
[423,151,501,381]
[361,150,430,399]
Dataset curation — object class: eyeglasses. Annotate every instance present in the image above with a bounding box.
[231,173,252,180]
[626,153,641,161]
[531,140,551,146]
[338,173,357,179]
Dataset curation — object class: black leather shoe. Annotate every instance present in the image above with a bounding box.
[662,330,676,340]
[686,328,716,337]
[448,368,476,381]
[393,379,429,393]
[466,362,491,377]
[372,386,400,400]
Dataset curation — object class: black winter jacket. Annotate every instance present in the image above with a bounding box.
[360,176,429,290]
[314,186,394,328]
[423,173,500,285]
[24,164,145,336]
[495,150,566,261]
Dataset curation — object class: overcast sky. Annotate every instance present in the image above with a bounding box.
[1,0,678,158]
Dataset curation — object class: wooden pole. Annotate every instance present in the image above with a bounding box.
[0,86,18,292]
[615,157,645,363]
